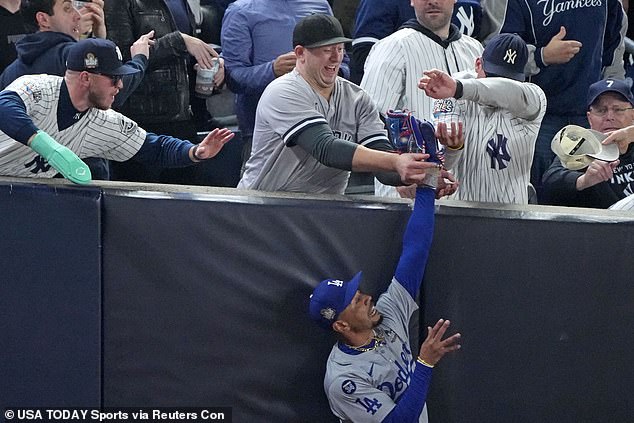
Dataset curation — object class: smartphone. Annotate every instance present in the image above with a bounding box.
[73,0,91,9]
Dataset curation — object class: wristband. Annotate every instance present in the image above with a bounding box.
[454,80,463,99]
[416,357,435,368]
[446,143,464,151]
[192,144,206,161]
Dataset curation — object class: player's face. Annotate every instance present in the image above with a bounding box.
[45,0,82,40]
[587,93,634,134]
[300,44,344,95]
[87,73,123,110]
[411,0,455,37]
[339,291,382,332]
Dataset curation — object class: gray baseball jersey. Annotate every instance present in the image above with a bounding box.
[609,194,634,211]
[324,281,428,423]
[360,26,483,198]
[237,69,389,194]
[0,75,145,178]
[436,71,547,204]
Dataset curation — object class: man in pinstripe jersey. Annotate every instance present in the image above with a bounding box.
[360,0,483,198]
[419,33,546,204]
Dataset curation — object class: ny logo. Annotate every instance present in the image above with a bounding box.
[486,134,511,170]
[504,49,517,64]
[24,155,51,174]
[455,6,474,36]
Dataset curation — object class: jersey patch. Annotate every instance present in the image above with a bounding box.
[119,117,137,135]
[341,379,357,395]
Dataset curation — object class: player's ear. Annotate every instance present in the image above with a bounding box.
[332,319,349,334]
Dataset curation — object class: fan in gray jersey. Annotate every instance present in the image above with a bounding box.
[419,33,547,205]
[0,38,233,184]
[238,14,447,195]
[309,187,460,422]
[360,0,483,199]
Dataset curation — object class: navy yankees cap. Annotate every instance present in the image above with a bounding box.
[293,14,351,48]
[587,78,634,108]
[67,38,140,76]
[308,271,362,330]
[481,33,528,82]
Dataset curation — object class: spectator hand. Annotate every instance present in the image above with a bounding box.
[575,159,619,191]
[130,30,155,59]
[78,0,106,38]
[435,169,458,199]
[418,319,461,367]
[436,121,464,149]
[182,33,218,69]
[191,128,235,161]
[603,127,634,154]
[214,58,225,87]
[273,51,297,77]
[419,69,457,99]
[395,153,440,185]
[542,26,582,65]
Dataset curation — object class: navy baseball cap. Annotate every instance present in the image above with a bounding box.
[481,33,528,81]
[67,38,140,76]
[587,78,634,108]
[293,14,352,48]
[308,271,362,330]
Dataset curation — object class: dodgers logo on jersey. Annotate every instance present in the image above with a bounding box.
[341,379,357,395]
[486,134,511,170]
[376,342,414,401]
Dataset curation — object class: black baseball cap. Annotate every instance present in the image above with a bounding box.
[482,33,528,82]
[293,14,352,48]
[587,78,634,108]
[66,38,140,76]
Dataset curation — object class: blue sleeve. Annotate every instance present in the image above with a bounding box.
[381,364,433,423]
[353,0,403,42]
[0,90,39,145]
[602,0,626,68]
[114,54,148,109]
[393,187,435,299]
[221,6,276,95]
[131,132,195,168]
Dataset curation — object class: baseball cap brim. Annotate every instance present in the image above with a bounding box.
[482,61,525,82]
[303,36,352,49]
[342,271,363,308]
[107,63,142,76]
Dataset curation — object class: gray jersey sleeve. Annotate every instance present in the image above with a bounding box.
[376,280,418,341]
[327,373,396,423]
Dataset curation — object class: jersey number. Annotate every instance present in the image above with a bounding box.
[355,397,382,415]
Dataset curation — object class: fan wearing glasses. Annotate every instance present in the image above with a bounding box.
[0,38,233,185]
[542,78,634,208]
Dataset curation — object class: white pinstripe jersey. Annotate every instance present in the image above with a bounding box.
[238,69,389,194]
[440,71,547,204]
[0,75,146,179]
[360,27,483,198]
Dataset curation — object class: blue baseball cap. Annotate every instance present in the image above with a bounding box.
[482,33,528,81]
[66,38,140,76]
[587,78,634,108]
[308,271,362,330]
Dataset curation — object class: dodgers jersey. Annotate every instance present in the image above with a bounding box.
[361,24,483,198]
[238,69,389,194]
[0,75,145,178]
[436,71,547,204]
[325,281,428,423]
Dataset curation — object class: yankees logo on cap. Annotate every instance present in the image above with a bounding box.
[481,33,528,81]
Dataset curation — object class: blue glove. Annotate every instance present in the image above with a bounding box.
[30,131,92,185]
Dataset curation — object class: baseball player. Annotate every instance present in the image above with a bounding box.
[309,185,460,422]
[419,34,547,204]
[360,0,483,198]
[0,38,233,184]
[238,14,448,195]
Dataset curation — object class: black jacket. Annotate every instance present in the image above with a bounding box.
[105,0,194,124]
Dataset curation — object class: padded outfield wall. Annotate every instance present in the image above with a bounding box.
[1,178,633,422]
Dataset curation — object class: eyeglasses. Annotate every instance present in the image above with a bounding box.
[589,106,634,117]
[88,72,123,86]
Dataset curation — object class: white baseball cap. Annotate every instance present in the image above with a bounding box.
[551,125,619,170]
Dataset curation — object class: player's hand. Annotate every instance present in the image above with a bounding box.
[78,0,106,38]
[436,121,464,149]
[396,184,417,199]
[182,33,218,69]
[575,159,619,191]
[542,26,582,65]
[273,51,297,77]
[191,128,235,161]
[418,319,461,367]
[418,69,457,99]
[395,153,440,185]
[130,30,155,59]
[435,169,458,199]
[603,126,634,154]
